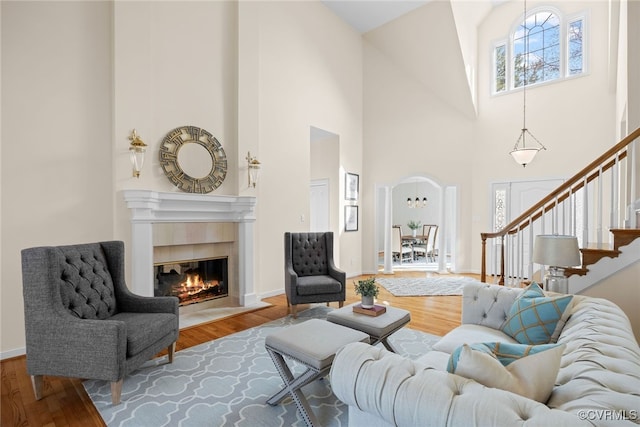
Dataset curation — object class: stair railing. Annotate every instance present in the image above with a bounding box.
[481,127,640,285]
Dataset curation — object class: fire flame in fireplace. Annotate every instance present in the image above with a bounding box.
[185,272,201,293]
[178,271,221,301]
[156,260,227,306]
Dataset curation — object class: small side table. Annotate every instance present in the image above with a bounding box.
[265,318,369,427]
[326,303,411,353]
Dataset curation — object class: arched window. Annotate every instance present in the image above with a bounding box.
[513,10,560,87]
[492,7,585,94]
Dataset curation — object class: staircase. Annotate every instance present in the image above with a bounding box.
[480,127,640,293]
[566,229,640,277]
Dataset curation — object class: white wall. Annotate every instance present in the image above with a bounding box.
[1,1,113,356]
[112,1,238,198]
[470,0,617,271]
[244,1,363,292]
[582,260,640,343]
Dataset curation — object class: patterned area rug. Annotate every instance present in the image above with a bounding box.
[84,305,441,427]
[377,276,483,296]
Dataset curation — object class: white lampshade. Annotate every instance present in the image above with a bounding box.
[532,235,581,267]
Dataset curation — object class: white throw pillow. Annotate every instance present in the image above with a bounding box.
[450,343,566,403]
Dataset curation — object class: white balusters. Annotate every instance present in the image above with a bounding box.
[597,165,603,246]
[630,141,637,228]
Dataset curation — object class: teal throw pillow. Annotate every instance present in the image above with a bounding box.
[501,282,573,345]
[447,342,493,373]
[447,341,562,373]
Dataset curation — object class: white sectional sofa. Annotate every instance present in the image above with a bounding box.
[330,282,640,426]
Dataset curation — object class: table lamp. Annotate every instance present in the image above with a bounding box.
[532,234,581,293]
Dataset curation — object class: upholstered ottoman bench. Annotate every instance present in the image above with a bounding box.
[326,303,411,352]
[265,318,369,426]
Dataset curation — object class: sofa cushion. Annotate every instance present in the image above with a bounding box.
[415,350,451,371]
[447,342,566,403]
[296,275,342,295]
[501,282,573,344]
[110,312,178,357]
[433,324,518,354]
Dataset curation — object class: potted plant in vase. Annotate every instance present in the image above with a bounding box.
[407,220,422,238]
[354,276,379,309]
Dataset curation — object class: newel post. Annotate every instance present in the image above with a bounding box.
[481,233,487,282]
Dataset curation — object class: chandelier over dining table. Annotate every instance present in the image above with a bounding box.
[407,179,427,208]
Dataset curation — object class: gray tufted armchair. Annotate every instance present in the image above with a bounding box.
[284,232,345,318]
[21,241,179,405]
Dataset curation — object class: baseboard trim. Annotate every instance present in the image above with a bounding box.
[259,288,285,299]
[1,346,26,361]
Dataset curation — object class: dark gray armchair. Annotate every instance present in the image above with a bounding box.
[21,241,179,405]
[284,232,345,318]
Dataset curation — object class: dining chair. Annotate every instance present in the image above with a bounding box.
[412,225,432,260]
[426,225,439,262]
[392,225,413,263]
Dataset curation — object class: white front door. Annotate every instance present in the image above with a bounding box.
[491,178,565,278]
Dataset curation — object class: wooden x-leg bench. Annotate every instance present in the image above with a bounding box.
[265,318,369,426]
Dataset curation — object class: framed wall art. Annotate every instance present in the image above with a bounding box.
[345,172,359,201]
[345,205,358,232]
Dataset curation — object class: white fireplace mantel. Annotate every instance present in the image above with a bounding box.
[122,190,258,306]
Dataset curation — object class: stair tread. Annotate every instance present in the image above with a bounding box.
[565,266,588,277]
[581,244,619,252]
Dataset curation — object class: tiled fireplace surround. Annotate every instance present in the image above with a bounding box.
[123,190,258,311]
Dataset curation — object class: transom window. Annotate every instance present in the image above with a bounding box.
[493,7,586,94]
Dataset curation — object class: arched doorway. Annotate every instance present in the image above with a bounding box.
[374,175,458,275]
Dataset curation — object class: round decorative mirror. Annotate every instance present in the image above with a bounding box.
[159,126,227,193]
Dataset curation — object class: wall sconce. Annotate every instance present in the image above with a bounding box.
[246,151,261,188]
[128,129,147,178]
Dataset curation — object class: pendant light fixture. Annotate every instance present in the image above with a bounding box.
[510,0,546,167]
[406,178,428,208]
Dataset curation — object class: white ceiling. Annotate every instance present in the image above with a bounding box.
[322,0,509,34]
[321,0,431,33]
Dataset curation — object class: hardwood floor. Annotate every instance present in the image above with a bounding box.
[1,271,475,427]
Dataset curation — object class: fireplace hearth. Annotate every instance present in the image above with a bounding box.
[155,257,228,306]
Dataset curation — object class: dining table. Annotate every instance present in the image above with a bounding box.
[401,235,428,260]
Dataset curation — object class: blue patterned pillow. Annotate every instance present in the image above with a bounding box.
[501,282,573,344]
[447,342,562,372]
